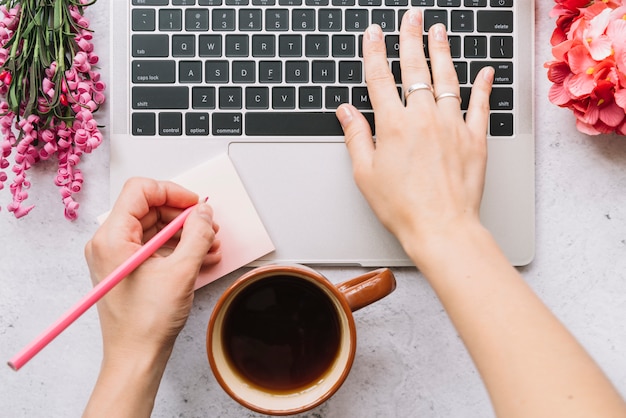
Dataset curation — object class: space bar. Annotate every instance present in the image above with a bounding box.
[246,112,344,136]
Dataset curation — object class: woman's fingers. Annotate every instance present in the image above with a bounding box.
[399,9,434,105]
[427,23,462,116]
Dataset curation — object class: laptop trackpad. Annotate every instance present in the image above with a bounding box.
[228,142,409,266]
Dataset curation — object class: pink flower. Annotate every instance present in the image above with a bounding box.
[546,0,626,136]
[0,1,106,219]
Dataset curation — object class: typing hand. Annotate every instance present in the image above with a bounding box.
[336,10,493,263]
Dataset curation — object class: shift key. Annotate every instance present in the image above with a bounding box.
[132,86,189,109]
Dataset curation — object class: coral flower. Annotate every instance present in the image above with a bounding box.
[546,0,626,136]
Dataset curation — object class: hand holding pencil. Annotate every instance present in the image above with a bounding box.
[9,178,221,371]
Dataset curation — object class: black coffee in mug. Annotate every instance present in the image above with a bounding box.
[222,275,341,392]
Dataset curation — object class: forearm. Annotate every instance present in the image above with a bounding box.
[83,346,172,418]
[406,224,626,418]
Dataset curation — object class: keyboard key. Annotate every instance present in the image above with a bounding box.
[226,0,249,4]
[292,9,316,31]
[325,86,349,109]
[334,0,356,5]
[345,10,368,31]
[352,87,371,109]
[477,11,513,33]
[199,35,223,56]
[332,35,355,57]
[305,35,329,57]
[213,113,243,135]
[132,87,189,109]
[246,87,270,109]
[232,61,256,83]
[179,61,202,82]
[279,35,303,56]
[285,61,309,82]
[312,60,335,83]
[132,0,169,5]
[385,35,399,58]
[490,113,513,136]
[192,87,216,108]
[132,60,176,83]
[424,9,447,30]
[464,0,486,6]
[132,9,156,31]
[172,35,196,57]
[339,61,362,83]
[272,87,296,109]
[212,9,236,30]
[199,0,222,4]
[173,0,196,5]
[470,61,512,84]
[226,34,249,56]
[186,113,210,135]
[266,9,289,31]
[453,61,467,84]
[159,112,183,135]
[219,87,243,109]
[132,113,156,135]
[451,10,473,32]
[299,86,322,108]
[438,0,460,6]
[205,60,229,82]
[159,9,183,31]
[318,9,342,32]
[240,9,262,30]
[245,112,342,135]
[132,34,169,57]
[358,0,381,5]
[490,0,512,6]
[252,35,276,56]
[464,36,487,58]
[411,0,434,5]
[489,87,513,110]
[259,61,282,82]
[185,9,209,30]
[372,9,395,32]
[490,36,513,59]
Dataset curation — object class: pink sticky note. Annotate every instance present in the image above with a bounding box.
[171,154,275,289]
[99,154,275,289]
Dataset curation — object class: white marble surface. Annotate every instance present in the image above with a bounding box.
[1,2,626,417]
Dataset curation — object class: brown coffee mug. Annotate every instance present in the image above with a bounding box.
[207,264,396,416]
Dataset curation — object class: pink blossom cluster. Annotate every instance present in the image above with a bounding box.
[0,2,105,219]
[545,0,626,135]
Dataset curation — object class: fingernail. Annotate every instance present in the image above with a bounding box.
[408,9,421,27]
[197,203,213,222]
[367,24,382,42]
[433,24,446,42]
[483,66,495,82]
[409,9,422,27]
[337,105,353,127]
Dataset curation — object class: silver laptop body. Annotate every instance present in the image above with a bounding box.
[110,0,534,267]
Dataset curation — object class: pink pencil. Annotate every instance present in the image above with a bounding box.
[8,201,204,371]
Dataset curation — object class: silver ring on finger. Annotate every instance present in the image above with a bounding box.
[404,82,434,100]
[434,92,462,103]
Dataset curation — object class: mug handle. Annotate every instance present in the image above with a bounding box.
[336,268,396,312]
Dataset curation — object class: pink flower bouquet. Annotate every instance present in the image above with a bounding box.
[545,0,626,135]
[0,0,105,219]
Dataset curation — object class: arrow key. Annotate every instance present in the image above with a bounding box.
[490,113,513,137]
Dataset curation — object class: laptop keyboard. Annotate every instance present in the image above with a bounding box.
[130,0,515,137]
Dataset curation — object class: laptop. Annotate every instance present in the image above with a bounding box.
[110,0,535,267]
